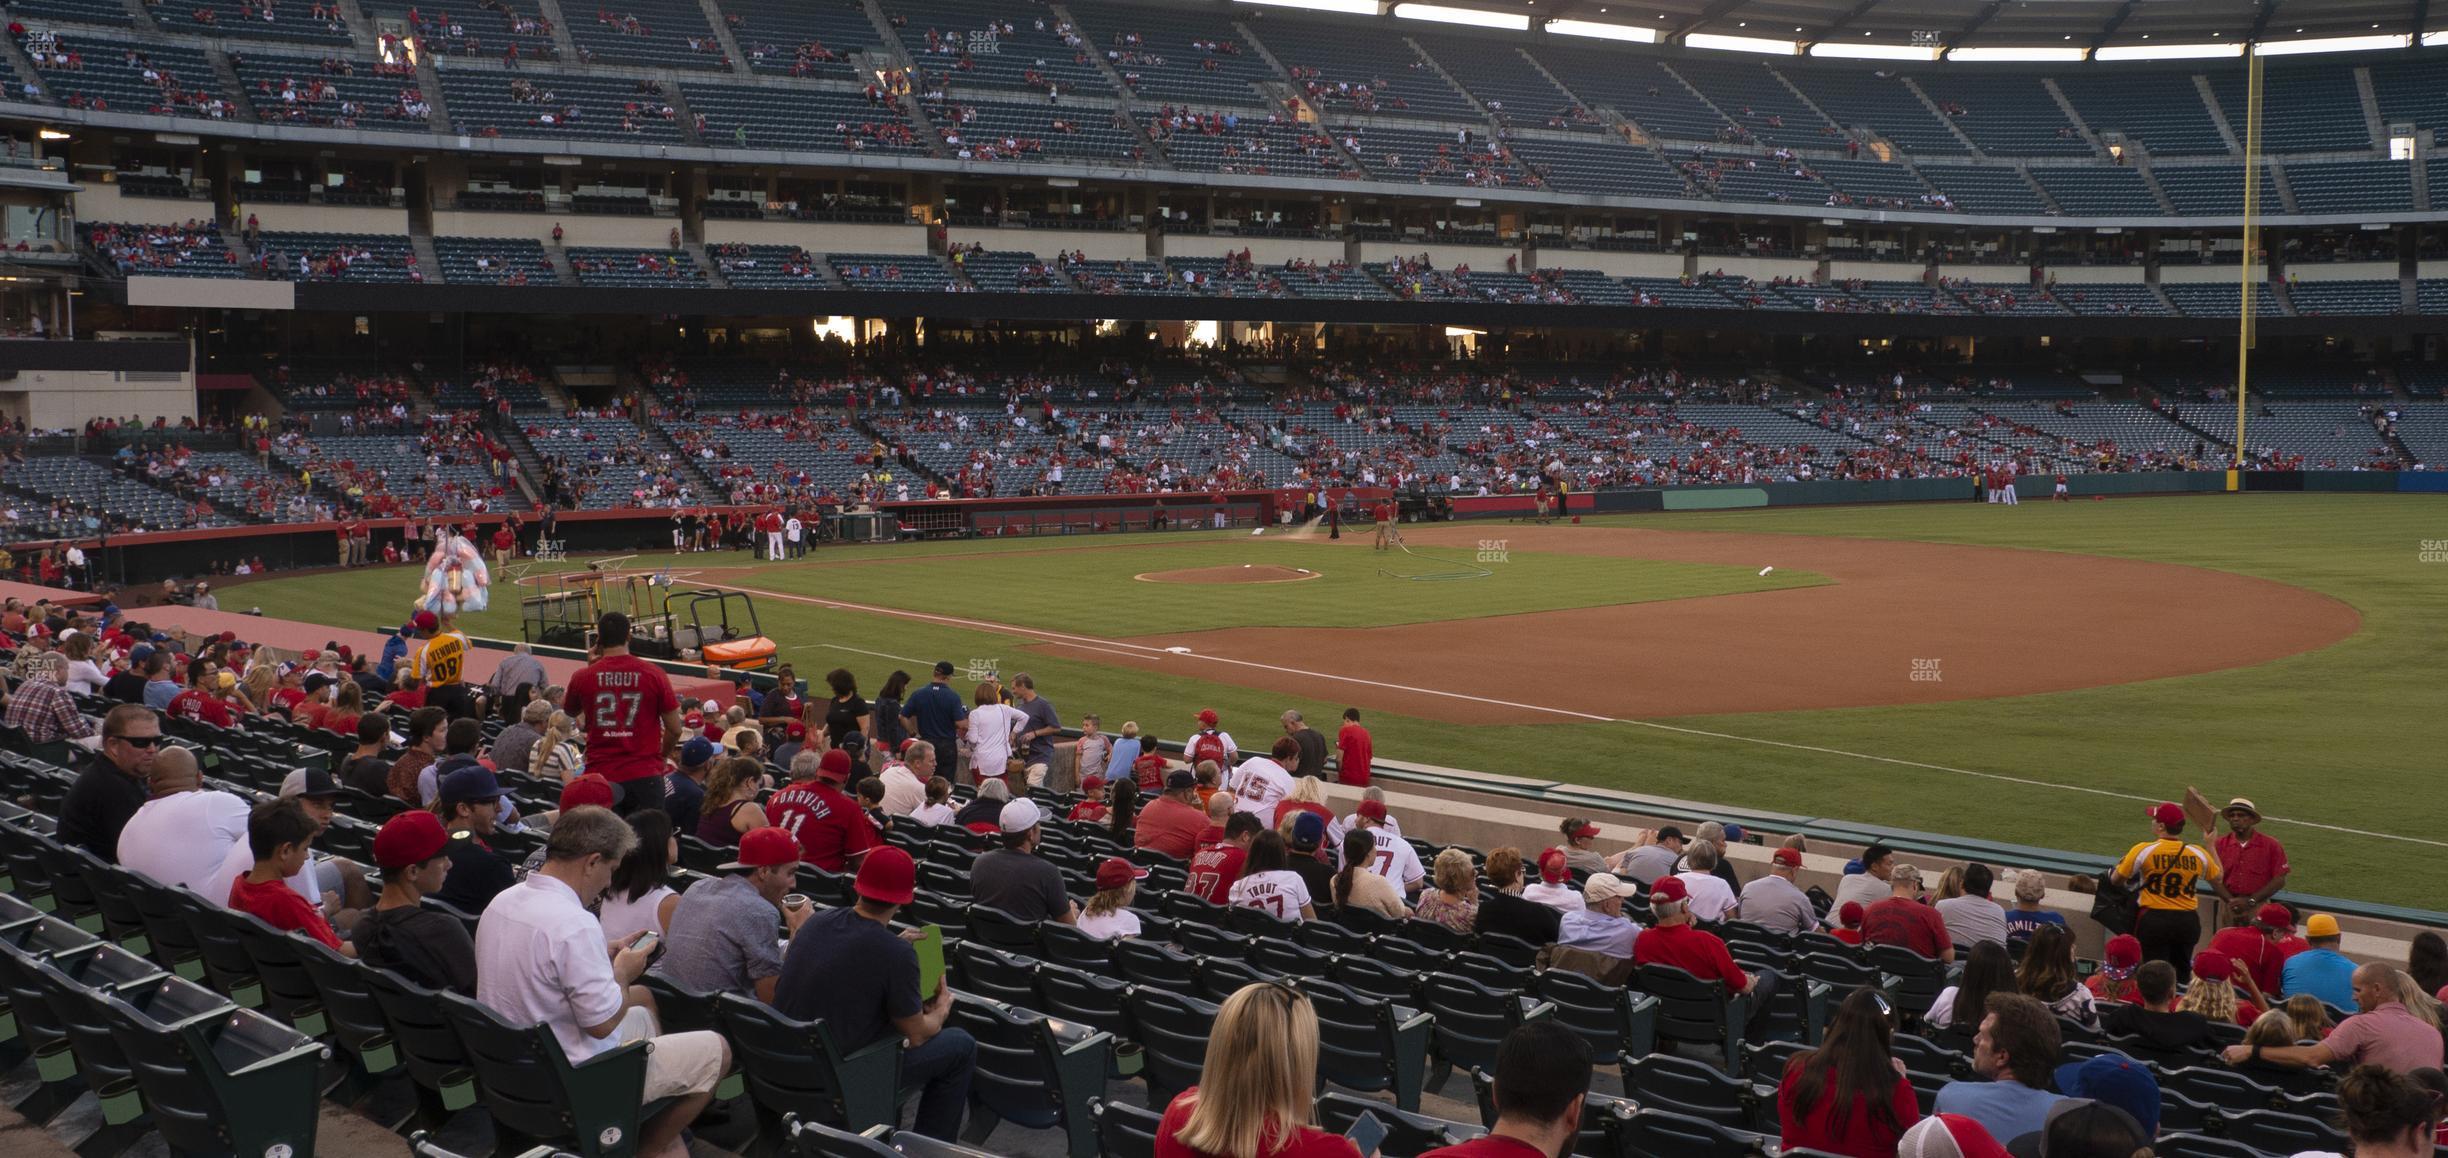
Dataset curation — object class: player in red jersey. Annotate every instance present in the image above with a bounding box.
[765,749,880,872]
[561,612,681,816]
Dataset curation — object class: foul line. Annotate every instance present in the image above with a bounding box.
[730,582,2442,850]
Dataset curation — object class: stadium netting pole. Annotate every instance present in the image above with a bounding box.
[2233,50,2264,482]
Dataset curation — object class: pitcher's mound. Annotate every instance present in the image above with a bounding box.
[1136,564,1321,585]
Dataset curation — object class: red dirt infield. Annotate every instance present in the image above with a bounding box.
[1084,524,2360,723]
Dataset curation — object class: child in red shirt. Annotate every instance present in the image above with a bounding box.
[228,799,348,953]
[1066,775,1111,823]
[1829,901,1867,946]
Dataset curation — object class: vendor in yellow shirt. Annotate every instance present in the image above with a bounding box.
[2112,801,2234,985]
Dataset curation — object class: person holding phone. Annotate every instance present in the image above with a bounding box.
[1154,981,1363,1158]
[1419,1021,1593,1157]
[774,846,976,1141]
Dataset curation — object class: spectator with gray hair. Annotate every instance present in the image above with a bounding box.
[2005,870,2069,940]
[491,698,554,774]
[476,805,731,1158]
[1281,708,1327,779]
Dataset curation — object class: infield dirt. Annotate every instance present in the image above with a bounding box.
[1091,524,2359,722]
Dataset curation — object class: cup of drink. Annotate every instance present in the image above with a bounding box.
[782,893,809,914]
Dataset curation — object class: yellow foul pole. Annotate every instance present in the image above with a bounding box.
[2233,52,2263,479]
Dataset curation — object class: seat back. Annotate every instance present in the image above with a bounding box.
[293,936,400,1071]
[1034,967,1132,1036]
[1420,973,1528,1074]
[1316,1090,1487,1156]
[714,991,903,1133]
[361,962,474,1091]
[1635,963,1733,1045]
[1621,1105,1764,1158]
[967,905,1040,951]
[438,990,654,1156]
[97,986,326,1157]
[1624,1053,1756,1128]
[2224,1108,2349,1154]
[1035,923,1118,974]
[1533,968,1635,1065]
[171,889,264,1006]
[952,1000,1067,1131]
[1114,938,1200,990]
[65,849,150,949]
[1123,987,1218,1103]
[229,911,331,1033]
[1094,1098,1164,1158]
[1330,954,1421,1006]
[950,941,1041,1008]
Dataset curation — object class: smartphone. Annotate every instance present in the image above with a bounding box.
[913,924,946,998]
[632,931,661,957]
[1343,1110,1388,1158]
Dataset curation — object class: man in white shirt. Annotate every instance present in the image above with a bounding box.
[1934,862,2010,948]
[1557,873,1641,959]
[1674,840,1741,923]
[1228,737,1298,816]
[1523,847,1587,912]
[878,740,933,816]
[1340,786,1402,845]
[1738,847,1820,936]
[116,746,250,894]
[1833,842,1897,914]
[784,514,803,559]
[476,807,728,1158]
[1347,799,1423,897]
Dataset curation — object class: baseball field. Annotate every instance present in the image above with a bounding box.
[227,493,2445,908]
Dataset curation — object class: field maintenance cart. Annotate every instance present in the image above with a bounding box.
[516,558,779,670]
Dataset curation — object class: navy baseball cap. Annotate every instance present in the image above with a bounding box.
[679,737,717,767]
[1290,811,1326,851]
[439,766,509,808]
[2053,1056,2160,1138]
[932,660,955,676]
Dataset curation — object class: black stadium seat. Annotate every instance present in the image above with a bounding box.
[715,991,904,1137]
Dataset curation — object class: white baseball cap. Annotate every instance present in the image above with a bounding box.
[998,798,1044,833]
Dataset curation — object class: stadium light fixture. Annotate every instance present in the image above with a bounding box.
[2425,31,2448,47]
[1230,0,1380,14]
[1684,32,1799,54]
[1392,3,1528,29]
[37,128,71,140]
[2253,33,2410,55]
[2093,42,2242,60]
[1808,41,1938,60]
[1947,46,2086,62]
[1544,17,1658,42]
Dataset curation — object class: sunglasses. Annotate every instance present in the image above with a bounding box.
[108,734,164,748]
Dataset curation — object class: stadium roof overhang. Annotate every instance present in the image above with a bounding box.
[1267,0,2444,55]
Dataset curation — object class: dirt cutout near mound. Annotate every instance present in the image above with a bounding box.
[1137,564,1322,585]
[1069,524,2361,723]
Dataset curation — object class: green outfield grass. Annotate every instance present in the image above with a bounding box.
[232,494,2448,908]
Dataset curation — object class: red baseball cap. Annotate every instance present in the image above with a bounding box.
[412,611,439,631]
[1081,774,1106,791]
[2104,934,2143,968]
[855,846,917,905]
[217,630,238,643]
[558,773,616,813]
[719,826,800,872]
[1772,847,1804,868]
[372,810,447,870]
[787,720,808,740]
[1537,847,1569,883]
[301,649,321,662]
[684,710,705,729]
[2148,802,2185,830]
[2255,903,2295,931]
[1356,799,1388,821]
[817,749,854,782]
[2190,951,2231,982]
[1649,876,1690,904]
[1568,820,1601,839]
[1196,708,1218,726]
[1095,856,1150,890]
[1837,901,1865,927]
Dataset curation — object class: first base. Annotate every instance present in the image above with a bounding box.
[1759,566,1775,576]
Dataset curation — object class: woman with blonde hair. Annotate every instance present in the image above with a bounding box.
[240,666,278,716]
[2281,994,2335,1040]
[529,711,584,783]
[1413,848,1480,934]
[60,633,106,696]
[2180,951,2261,1027]
[1271,774,1334,834]
[1933,866,1966,903]
[695,756,769,847]
[1558,817,1607,875]
[322,678,366,736]
[1153,982,1361,1158]
[1077,856,1146,941]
